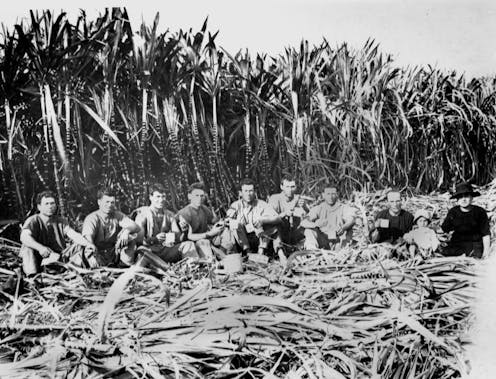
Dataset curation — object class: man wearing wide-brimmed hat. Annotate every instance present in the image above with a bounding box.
[441,182,490,258]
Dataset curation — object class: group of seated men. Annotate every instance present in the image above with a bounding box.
[19,176,490,276]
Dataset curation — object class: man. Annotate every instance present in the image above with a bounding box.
[301,185,356,250]
[177,182,230,260]
[135,183,197,263]
[19,190,96,276]
[369,190,414,243]
[80,189,141,267]
[227,178,281,255]
[268,175,309,260]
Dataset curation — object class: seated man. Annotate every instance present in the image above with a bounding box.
[301,185,356,250]
[177,182,229,261]
[227,178,281,255]
[78,189,141,268]
[369,190,414,244]
[135,183,197,263]
[19,190,96,276]
[268,175,309,260]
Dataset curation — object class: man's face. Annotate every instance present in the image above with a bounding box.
[322,187,338,205]
[387,192,402,213]
[98,195,116,214]
[37,197,57,217]
[281,180,297,198]
[241,184,256,203]
[457,194,472,208]
[150,191,166,209]
[188,189,206,207]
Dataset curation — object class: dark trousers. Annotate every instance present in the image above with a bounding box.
[442,241,483,258]
[273,218,305,252]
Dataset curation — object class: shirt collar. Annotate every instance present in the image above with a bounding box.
[323,201,342,212]
[39,213,55,223]
[241,199,257,209]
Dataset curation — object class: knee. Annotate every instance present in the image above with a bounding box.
[304,228,316,238]
[196,239,211,248]
[20,246,41,276]
[183,241,197,253]
[184,241,196,250]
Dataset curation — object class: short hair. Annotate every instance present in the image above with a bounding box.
[36,190,57,205]
[281,174,296,185]
[322,182,337,192]
[149,183,166,196]
[188,182,205,194]
[97,188,117,200]
[239,178,255,188]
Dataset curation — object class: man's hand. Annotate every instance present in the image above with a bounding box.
[208,224,224,238]
[254,219,264,228]
[84,246,99,269]
[116,229,130,249]
[282,209,294,219]
[370,229,380,242]
[156,232,167,243]
[38,246,55,258]
[336,227,344,236]
[178,217,189,232]
[297,197,306,208]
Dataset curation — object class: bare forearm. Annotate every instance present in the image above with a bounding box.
[20,232,46,252]
[342,219,355,231]
[67,229,94,247]
[370,229,380,243]
[300,219,317,229]
[188,231,212,241]
[483,235,490,257]
[83,234,95,245]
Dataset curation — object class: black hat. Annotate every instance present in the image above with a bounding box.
[451,182,481,199]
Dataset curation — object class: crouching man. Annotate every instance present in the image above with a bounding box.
[301,185,356,250]
[227,178,281,256]
[19,190,96,276]
[76,189,140,268]
[268,175,309,261]
[135,183,198,263]
[177,182,230,261]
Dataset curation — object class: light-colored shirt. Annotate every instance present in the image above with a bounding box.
[268,193,307,218]
[404,226,440,251]
[229,199,278,226]
[306,201,356,241]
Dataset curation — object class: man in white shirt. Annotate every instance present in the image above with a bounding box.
[301,185,356,250]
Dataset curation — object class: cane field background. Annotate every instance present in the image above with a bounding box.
[0,7,496,379]
[0,8,495,219]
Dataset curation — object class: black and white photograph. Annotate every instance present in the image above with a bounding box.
[0,0,495,377]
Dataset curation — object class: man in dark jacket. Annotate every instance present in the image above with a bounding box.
[369,190,414,243]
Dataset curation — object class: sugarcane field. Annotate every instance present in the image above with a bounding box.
[1,5,496,379]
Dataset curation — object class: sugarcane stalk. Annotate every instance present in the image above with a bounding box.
[244,110,251,177]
